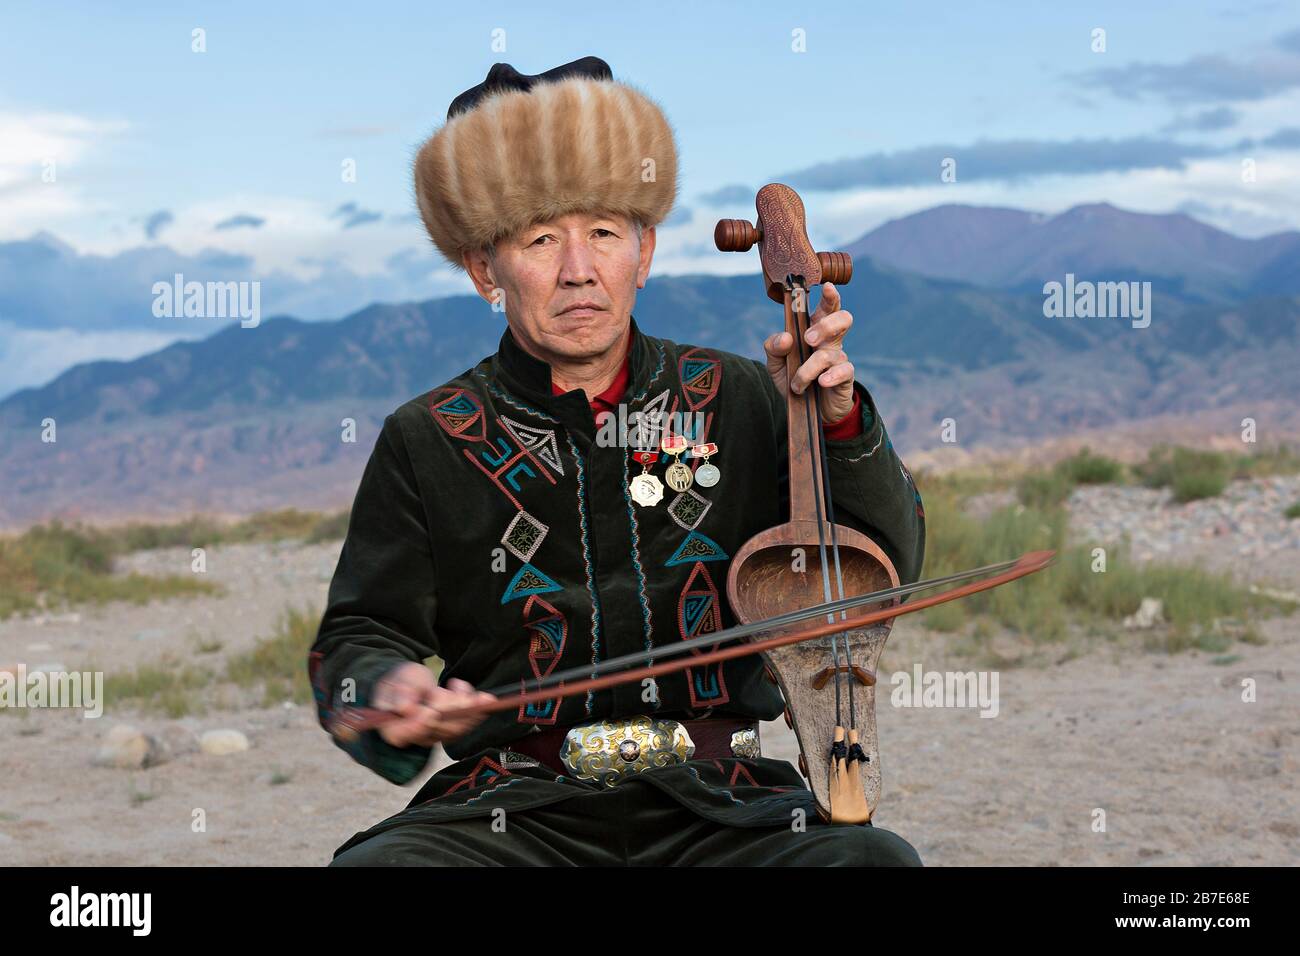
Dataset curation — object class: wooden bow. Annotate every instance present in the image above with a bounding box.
[330,551,1053,742]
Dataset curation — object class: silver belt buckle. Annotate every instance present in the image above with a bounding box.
[560,716,695,786]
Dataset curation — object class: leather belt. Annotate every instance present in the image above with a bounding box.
[501,715,760,786]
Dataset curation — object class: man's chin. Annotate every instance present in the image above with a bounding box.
[541,315,626,355]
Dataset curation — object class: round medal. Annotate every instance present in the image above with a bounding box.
[695,461,720,487]
[665,461,694,492]
[630,473,665,506]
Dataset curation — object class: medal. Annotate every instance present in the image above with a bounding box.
[691,442,720,488]
[661,434,693,492]
[629,451,664,507]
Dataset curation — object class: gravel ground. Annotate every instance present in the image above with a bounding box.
[1,486,1297,866]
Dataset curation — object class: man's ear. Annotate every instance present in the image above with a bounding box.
[462,248,499,303]
[635,225,657,290]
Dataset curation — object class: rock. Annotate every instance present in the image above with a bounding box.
[1123,597,1165,630]
[94,724,165,769]
[200,729,250,756]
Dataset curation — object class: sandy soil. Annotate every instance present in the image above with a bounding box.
[1,535,1297,866]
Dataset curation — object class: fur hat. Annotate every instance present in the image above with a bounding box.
[414,57,678,269]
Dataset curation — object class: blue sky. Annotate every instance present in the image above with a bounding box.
[2,0,1299,395]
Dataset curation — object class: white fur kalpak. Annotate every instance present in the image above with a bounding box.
[414,77,678,268]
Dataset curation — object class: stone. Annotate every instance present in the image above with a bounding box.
[200,729,250,756]
[1123,597,1165,630]
[94,724,165,769]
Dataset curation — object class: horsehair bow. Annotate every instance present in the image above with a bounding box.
[329,550,1054,732]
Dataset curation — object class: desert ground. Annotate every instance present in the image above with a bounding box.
[1,476,1298,866]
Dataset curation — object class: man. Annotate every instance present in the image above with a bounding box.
[310,57,927,866]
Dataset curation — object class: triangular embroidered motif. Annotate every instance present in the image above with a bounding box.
[629,389,672,451]
[682,359,714,385]
[527,616,565,657]
[666,530,728,566]
[681,593,715,636]
[501,563,562,603]
[501,416,565,476]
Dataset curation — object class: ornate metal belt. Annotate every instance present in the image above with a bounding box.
[560,715,696,787]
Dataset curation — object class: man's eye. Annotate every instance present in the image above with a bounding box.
[593,228,615,238]
[530,234,554,246]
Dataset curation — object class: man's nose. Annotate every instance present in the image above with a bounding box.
[557,240,597,286]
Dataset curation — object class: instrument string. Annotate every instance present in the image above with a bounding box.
[790,277,846,730]
[803,285,855,730]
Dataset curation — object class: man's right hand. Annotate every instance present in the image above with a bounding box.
[371,662,495,748]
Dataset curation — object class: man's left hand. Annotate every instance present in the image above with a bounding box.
[763,282,856,423]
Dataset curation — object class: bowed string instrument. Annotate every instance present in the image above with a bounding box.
[332,184,1055,823]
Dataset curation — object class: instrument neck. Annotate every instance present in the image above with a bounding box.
[783,284,829,527]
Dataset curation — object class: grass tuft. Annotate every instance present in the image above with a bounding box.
[0,522,218,619]
[224,607,320,708]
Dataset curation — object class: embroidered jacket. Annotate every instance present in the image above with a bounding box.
[310,317,926,824]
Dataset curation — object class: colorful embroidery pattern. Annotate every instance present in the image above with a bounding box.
[667,488,711,530]
[678,348,722,411]
[442,755,511,796]
[677,561,729,708]
[666,530,728,566]
[501,509,548,563]
[469,374,602,718]
[501,416,565,477]
[519,595,567,724]
[501,563,562,604]
[429,388,487,442]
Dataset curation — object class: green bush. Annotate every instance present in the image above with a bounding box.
[1135,445,1232,501]
[1056,447,1124,485]
[1171,469,1229,503]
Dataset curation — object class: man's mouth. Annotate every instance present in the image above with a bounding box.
[558,301,605,316]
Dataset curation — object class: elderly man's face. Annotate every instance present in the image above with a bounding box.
[463,211,656,365]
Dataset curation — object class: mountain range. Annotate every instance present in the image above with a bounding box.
[1,201,1296,528]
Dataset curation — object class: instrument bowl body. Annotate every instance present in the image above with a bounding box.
[726,519,899,820]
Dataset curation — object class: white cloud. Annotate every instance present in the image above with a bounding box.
[0,111,128,236]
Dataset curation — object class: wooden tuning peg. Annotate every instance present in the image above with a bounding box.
[714,218,762,252]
